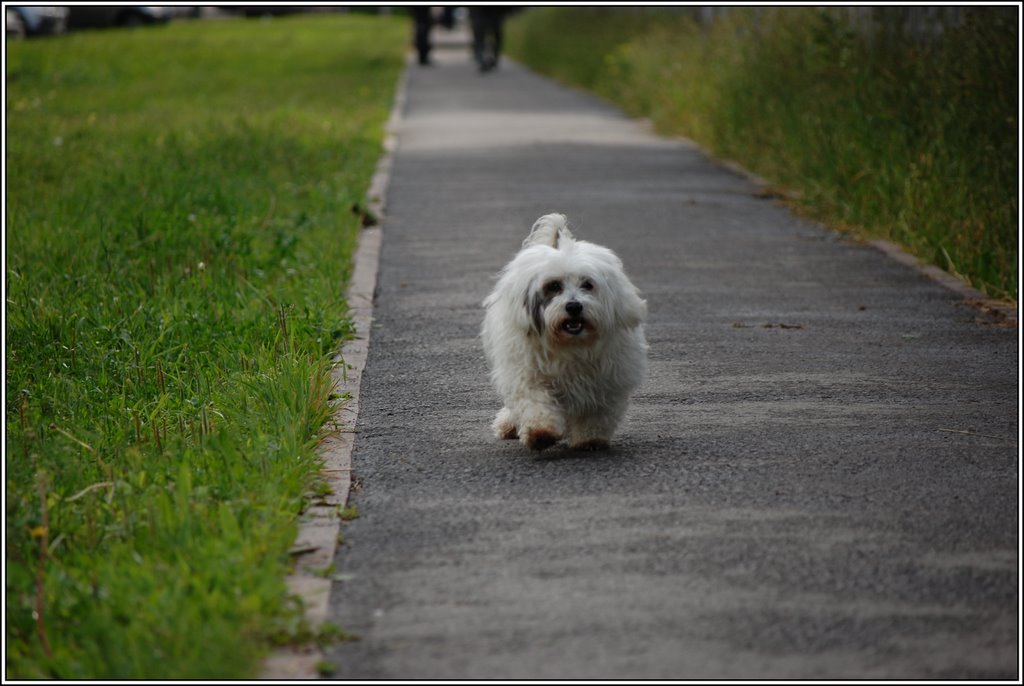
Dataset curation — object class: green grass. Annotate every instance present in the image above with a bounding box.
[5,14,406,678]
[507,7,1018,301]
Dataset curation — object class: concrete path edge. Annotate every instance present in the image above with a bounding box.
[260,56,411,680]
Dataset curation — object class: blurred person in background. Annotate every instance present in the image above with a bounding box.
[469,6,517,72]
[412,6,457,66]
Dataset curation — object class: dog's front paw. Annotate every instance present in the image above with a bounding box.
[522,426,561,451]
[497,424,518,440]
[492,408,518,440]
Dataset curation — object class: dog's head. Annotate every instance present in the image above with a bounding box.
[486,214,647,346]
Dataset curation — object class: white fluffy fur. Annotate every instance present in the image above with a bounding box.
[482,213,648,451]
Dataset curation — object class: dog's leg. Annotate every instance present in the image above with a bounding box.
[492,407,518,440]
[566,403,625,451]
[515,396,565,451]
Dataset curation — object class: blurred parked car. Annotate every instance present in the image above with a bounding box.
[6,6,68,38]
[65,6,192,30]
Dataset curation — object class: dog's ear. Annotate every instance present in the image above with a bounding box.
[618,289,648,330]
[610,269,647,330]
[484,266,543,336]
[523,213,574,249]
[525,286,546,336]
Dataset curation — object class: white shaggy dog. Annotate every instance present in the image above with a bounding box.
[482,213,648,451]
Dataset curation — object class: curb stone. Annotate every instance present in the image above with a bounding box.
[259,57,410,681]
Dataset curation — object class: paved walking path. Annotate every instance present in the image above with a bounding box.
[323,42,1018,680]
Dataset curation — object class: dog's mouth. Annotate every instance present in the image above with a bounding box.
[562,319,586,336]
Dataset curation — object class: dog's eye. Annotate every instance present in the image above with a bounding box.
[543,280,563,295]
[580,279,594,291]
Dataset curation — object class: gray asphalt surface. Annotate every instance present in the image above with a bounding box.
[324,44,1019,680]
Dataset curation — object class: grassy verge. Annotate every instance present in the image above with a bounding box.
[5,14,406,678]
[506,7,1018,301]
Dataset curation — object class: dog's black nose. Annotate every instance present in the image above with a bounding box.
[565,301,583,316]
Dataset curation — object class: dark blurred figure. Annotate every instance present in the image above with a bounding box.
[469,6,513,72]
[412,6,434,65]
[438,6,456,30]
[411,7,458,67]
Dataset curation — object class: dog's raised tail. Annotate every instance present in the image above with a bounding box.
[523,213,574,249]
